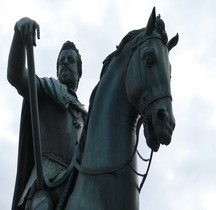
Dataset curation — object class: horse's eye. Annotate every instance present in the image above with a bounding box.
[145,54,155,67]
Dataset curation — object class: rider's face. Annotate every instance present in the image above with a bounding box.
[57,49,79,90]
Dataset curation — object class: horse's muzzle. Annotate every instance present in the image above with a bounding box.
[143,107,175,151]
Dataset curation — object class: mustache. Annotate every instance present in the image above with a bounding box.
[59,66,72,73]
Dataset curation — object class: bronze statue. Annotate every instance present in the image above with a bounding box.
[8,17,87,209]
[63,7,178,209]
[8,7,178,210]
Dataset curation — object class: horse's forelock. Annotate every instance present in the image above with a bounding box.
[154,15,168,44]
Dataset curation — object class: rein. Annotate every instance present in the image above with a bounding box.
[73,116,153,192]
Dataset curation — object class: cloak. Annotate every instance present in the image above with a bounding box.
[11,77,86,210]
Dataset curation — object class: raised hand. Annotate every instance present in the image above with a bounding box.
[14,17,40,46]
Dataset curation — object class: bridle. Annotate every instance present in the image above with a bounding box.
[131,35,172,109]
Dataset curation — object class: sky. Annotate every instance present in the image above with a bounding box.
[0,0,216,209]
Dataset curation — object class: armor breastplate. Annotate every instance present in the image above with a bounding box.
[39,94,85,165]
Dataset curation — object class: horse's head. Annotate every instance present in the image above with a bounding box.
[125,8,178,152]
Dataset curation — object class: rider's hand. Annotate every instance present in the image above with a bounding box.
[14,17,40,46]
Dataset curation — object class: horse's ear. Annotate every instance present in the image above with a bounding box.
[145,7,156,37]
[168,33,179,51]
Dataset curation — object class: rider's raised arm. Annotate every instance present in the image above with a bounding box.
[7,17,40,96]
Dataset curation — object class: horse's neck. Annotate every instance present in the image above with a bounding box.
[81,63,139,168]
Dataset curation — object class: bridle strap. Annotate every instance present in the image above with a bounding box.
[131,35,167,50]
[143,93,172,111]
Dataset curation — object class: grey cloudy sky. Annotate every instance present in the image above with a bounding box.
[0,0,216,209]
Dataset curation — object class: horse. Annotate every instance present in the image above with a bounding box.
[64,7,178,210]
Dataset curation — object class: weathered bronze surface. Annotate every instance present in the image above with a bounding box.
[8,7,178,210]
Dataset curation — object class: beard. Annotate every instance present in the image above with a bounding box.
[58,68,79,90]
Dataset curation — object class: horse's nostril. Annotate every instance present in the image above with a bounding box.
[157,108,167,121]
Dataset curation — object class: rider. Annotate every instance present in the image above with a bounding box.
[7,17,87,209]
